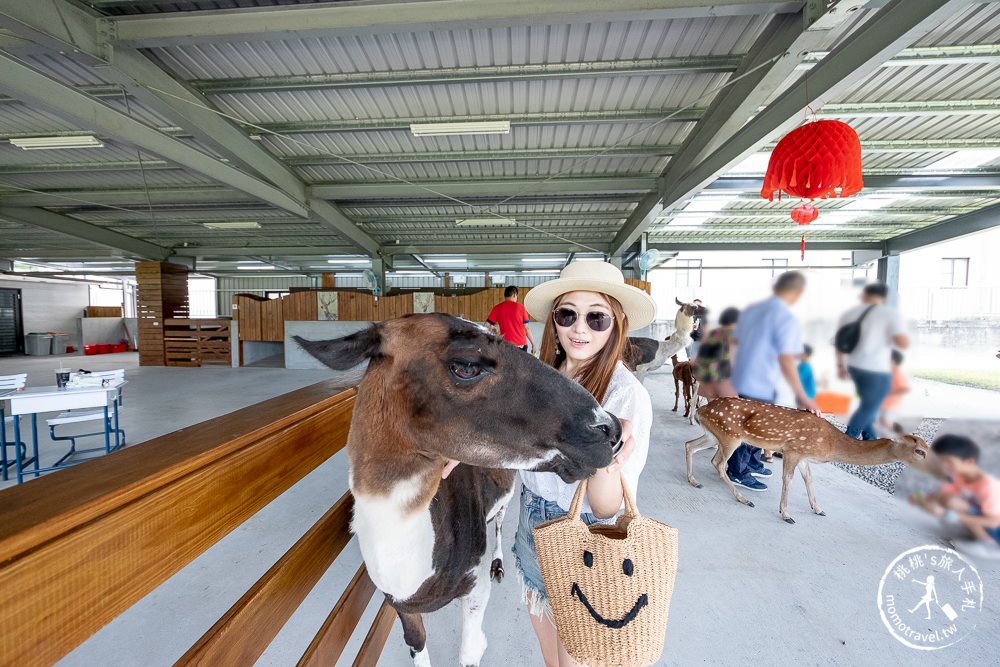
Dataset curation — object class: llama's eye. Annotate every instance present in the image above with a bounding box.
[623,558,634,576]
[583,551,593,568]
[449,361,482,381]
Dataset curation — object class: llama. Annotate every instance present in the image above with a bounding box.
[295,313,621,666]
[630,298,700,383]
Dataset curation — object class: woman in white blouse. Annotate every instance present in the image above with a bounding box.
[515,261,655,667]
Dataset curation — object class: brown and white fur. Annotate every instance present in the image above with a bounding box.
[684,397,947,524]
[296,314,620,666]
[629,298,699,383]
[670,354,697,418]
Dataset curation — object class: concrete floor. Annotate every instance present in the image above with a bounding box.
[0,354,996,665]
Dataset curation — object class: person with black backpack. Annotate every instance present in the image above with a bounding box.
[835,282,909,440]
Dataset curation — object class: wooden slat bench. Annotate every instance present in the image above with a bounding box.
[0,381,394,667]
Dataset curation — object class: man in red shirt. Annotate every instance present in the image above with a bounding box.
[486,285,536,353]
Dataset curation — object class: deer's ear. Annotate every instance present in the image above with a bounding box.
[294,326,382,370]
[891,421,906,435]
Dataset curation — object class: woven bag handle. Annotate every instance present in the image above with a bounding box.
[566,472,640,523]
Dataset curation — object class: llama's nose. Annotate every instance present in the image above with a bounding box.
[591,412,622,445]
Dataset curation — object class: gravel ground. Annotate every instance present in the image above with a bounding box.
[828,416,945,495]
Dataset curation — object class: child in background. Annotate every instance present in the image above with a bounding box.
[878,349,910,435]
[797,344,817,402]
[919,434,1000,561]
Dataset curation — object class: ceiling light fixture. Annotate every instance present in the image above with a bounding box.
[326,258,371,264]
[10,135,104,150]
[202,221,261,229]
[522,257,563,263]
[424,258,467,264]
[236,265,276,270]
[411,120,510,137]
[456,217,517,227]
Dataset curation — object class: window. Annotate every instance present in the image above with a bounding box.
[675,259,702,288]
[265,290,289,300]
[941,258,969,287]
[763,258,789,277]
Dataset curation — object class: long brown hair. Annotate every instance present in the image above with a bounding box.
[539,292,629,403]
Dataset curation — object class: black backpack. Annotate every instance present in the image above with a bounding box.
[834,305,875,354]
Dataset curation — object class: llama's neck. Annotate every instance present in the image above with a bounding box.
[830,435,897,466]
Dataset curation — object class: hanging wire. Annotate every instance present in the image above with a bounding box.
[120,88,163,247]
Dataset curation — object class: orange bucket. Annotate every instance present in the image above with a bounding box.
[815,391,852,415]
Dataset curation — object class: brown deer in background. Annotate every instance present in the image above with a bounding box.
[685,398,946,524]
[670,354,697,418]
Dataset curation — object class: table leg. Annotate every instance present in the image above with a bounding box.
[13,415,22,484]
[113,401,121,450]
[104,406,111,454]
[31,414,40,478]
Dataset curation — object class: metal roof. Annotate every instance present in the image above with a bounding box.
[0,0,998,276]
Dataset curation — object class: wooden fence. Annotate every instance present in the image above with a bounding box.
[233,279,651,342]
[0,383,394,667]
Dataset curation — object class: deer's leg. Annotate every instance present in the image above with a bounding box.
[397,608,430,667]
[459,559,492,667]
[798,461,825,516]
[779,455,800,524]
[713,436,754,507]
[672,375,680,411]
[685,433,714,488]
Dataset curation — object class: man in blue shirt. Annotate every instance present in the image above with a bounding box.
[729,272,820,490]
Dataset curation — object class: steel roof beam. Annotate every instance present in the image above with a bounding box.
[705,174,1000,192]
[285,146,678,166]
[884,201,1000,252]
[611,0,974,256]
[382,242,611,256]
[0,0,380,256]
[0,52,309,219]
[646,241,883,250]
[0,207,171,260]
[0,186,255,207]
[312,178,657,199]
[111,1,803,47]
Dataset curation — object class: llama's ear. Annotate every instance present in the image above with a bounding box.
[675,297,683,306]
[294,326,381,370]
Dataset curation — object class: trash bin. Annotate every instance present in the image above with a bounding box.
[50,333,70,355]
[25,333,53,355]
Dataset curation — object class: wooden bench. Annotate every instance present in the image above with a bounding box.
[0,381,395,666]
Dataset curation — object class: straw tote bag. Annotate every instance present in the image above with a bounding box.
[533,477,678,667]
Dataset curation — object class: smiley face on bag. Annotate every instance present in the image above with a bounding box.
[570,549,648,629]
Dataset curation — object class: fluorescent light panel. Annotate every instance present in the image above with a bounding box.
[237,265,275,270]
[522,257,563,263]
[327,258,370,264]
[10,135,103,150]
[411,120,510,137]
[456,217,517,227]
[424,258,467,264]
[202,221,260,229]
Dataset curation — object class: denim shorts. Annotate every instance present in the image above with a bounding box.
[969,504,1000,545]
[512,484,609,617]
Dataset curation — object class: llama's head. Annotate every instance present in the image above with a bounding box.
[889,428,949,481]
[295,313,619,482]
[674,297,697,318]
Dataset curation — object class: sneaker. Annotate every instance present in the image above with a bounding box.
[952,539,1000,561]
[728,473,768,491]
[750,468,773,478]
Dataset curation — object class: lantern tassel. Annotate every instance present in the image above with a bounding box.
[801,234,806,261]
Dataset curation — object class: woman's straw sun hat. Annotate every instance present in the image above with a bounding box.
[524,261,656,332]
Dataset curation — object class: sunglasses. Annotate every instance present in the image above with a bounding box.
[552,307,615,332]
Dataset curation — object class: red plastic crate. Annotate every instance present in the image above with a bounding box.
[111,343,127,353]
[97,344,112,354]
[83,344,98,355]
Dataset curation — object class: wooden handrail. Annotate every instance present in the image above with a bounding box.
[0,381,357,667]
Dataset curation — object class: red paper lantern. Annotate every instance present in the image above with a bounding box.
[761,120,863,202]
[790,203,819,225]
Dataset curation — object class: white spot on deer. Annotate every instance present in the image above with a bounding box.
[799,436,807,441]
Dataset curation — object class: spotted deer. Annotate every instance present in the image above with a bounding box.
[684,397,946,524]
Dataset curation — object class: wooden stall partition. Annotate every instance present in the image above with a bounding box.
[284,291,318,321]
[233,293,265,341]
[164,319,232,367]
[337,291,412,322]
[261,297,284,342]
[136,262,189,366]
[0,383,397,667]
[85,306,123,317]
[625,278,652,295]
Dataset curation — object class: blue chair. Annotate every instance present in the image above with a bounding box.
[1,373,28,481]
